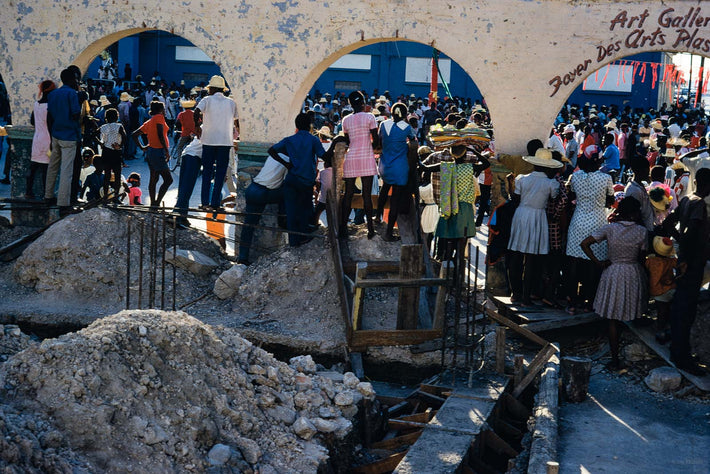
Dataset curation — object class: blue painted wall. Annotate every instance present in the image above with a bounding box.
[309,41,484,100]
[87,31,221,88]
[565,52,666,111]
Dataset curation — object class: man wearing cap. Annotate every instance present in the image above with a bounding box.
[45,69,82,213]
[194,75,239,210]
[563,124,578,169]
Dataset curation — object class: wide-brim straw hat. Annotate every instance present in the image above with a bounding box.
[180,99,196,109]
[207,75,226,89]
[119,92,133,102]
[652,236,675,257]
[668,137,689,147]
[99,95,110,106]
[670,160,687,171]
[563,124,575,134]
[663,148,677,158]
[315,126,332,139]
[523,148,564,168]
[650,119,664,131]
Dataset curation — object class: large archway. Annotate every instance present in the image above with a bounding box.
[290,38,494,129]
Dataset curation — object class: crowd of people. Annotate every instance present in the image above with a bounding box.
[2,65,709,374]
[489,100,710,375]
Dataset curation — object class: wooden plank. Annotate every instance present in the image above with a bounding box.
[350,329,441,349]
[502,392,532,420]
[493,296,545,313]
[483,429,519,457]
[432,261,452,329]
[527,345,560,474]
[409,338,443,354]
[397,245,423,330]
[352,263,368,331]
[343,260,400,274]
[415,391,446,407]
[351,451,406,474]
[325,189,352,342]
[386,401,411,417]
[393,410,437,424]
[370,431,422,450]
[481,305,549,347]
[520,312,600,331]
[625,322,710,392]
[514,354,525,386]
[355,277,448,289]
[512,343,559,398]
[496,327,507,374]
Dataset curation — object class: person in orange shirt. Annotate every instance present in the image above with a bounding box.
[132,101,173,207]
[645,236,677,344]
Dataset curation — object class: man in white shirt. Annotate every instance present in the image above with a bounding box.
[237,153,290,265]
[546,124,565,155]
[194,75,239,210]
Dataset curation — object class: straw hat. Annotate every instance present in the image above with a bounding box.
[652,236,675,257]
[668,137,689,147]
[119,92,133,102]
[99,95,110,106]
[180,99,196,109]
[650,119,664,131]
[89,99,98,107]
[207,75,226,90]
[670,160,687,171]
[663,148,677,159]
[563,124,575,134]
[648,185,672,211]
[315,126,332,139]
[523,148,564,168]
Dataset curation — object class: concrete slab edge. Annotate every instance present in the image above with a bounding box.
[527,344,560,474]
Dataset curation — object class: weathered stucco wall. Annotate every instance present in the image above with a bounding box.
[1,0,708,154]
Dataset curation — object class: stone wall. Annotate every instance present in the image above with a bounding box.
[1,1,705,156]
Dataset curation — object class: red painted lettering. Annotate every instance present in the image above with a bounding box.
[658,8,674,28]
[609,10,629,31]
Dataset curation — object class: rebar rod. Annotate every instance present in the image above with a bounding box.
[161,211,166,310]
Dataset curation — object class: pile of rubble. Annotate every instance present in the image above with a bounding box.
[0,311,374,472]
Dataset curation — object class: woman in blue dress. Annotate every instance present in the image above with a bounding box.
[377,102,417,241]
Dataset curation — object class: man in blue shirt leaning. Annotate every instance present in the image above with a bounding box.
[268,113,325,246]
[45,68,81,213]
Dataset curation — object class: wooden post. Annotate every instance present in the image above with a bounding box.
[512,343,559,398]
[352,262,368,331]
[397,244,423,330]
[432,261,452,329]
[560,356,592,403]
[332,141,347,228]
[495,327,506,374]
[514,354,525,386]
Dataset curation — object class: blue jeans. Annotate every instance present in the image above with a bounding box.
[201,145,230,208]
[174,154,201,218]
[238,182,284,261]
[283,175,314,246]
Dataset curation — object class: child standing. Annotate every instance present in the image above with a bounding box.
[645,236,676,344]
[127,172,142,205]
[132,101,173,207]
[98,108,126,202]
[580,197,648,370]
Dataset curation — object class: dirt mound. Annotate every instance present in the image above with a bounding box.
[1,311,371,473]
[231,239,348,353]
[0,324,34,362]
[0,403,92,473]
[13,208,229,306]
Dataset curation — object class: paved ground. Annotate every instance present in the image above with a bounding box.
[558,372,709,474]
